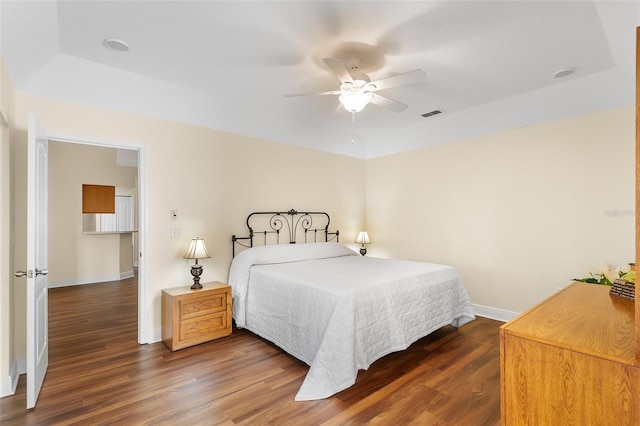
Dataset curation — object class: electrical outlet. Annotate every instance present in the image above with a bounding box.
[171,228,181,239]
[171,210,178,220]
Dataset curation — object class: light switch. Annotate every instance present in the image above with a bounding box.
[171,228,181,239]
[171,210,178,220]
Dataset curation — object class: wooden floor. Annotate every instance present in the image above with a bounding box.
[0,277,502,425]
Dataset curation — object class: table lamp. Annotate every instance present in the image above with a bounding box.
[184,237,211,289]
[355,230,371,256]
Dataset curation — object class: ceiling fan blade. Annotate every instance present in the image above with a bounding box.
[370,93,408,113]
[369,69,426,91]
[323,57,354,84]
[284,90,343,98]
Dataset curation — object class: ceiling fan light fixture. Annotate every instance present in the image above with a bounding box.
[286,57,426,114]
[339,92,373,113]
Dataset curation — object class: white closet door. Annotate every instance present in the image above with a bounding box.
[116,195,134,231]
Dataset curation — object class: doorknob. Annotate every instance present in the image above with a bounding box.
[14,269,47,278]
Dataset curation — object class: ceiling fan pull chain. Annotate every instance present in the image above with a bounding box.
[351,112,356,144]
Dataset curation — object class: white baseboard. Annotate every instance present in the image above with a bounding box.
[0,357,25,398]
[16,357,26,375]
[151,327,162,344]
[0,377,12,397]
[472,303,519,323]
[48,271,134,289]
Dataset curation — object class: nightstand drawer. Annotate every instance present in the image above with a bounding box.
[179,311,229,344]
[179,292,227,320]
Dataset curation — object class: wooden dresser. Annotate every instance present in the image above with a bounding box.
[500,282,639,425]
[162,282,232,351]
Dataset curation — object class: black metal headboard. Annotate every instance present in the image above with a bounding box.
[232,209,340,257]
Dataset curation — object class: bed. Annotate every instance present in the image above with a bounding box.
[229,209,475,401]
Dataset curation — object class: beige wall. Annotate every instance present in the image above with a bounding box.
[11,93,367,360]
[4,68,633,394]
[366,106,635,314]
[48,142,137,285]
[0,57,16,392]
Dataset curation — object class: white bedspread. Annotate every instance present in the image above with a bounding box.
[228,243,475,401]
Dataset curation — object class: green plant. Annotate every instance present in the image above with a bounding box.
[573,265,635,286]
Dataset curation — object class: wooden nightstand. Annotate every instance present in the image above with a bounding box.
[162,281,232,351]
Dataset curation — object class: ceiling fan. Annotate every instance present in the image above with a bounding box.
[286,57,426,113]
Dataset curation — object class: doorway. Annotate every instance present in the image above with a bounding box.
[46,136,147,344]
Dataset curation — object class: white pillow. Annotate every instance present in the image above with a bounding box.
[236,241,355,266]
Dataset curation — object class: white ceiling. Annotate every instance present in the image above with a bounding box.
[1,1,638,159]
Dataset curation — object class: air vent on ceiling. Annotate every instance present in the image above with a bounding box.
[103,38,130,52]
[421,109,444,118]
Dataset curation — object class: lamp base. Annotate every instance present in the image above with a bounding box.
[360,247,367,256]
[190,264,203,290]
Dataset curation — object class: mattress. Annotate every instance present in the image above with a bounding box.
[228,242,475,400]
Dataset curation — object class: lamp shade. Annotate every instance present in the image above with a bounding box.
[339,92,373,113]
[183,237,211,260]
[355,231,371,245]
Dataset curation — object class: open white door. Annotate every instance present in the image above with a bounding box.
[26,113,49,408]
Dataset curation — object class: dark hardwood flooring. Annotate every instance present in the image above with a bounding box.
[0,276,502,425]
